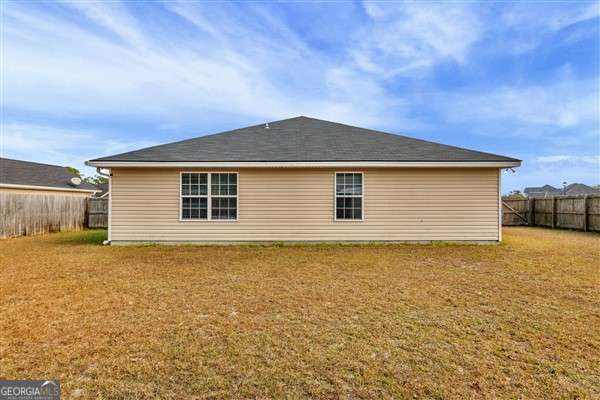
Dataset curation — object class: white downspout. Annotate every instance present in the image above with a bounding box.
[96,167,112,245]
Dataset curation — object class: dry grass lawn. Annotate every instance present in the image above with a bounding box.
[1,228,599,399]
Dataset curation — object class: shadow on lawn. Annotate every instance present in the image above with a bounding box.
[50,229,108,245]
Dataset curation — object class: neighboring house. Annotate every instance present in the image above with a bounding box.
[87,116,521,244]
[524,183,599,198]
[562,183,600,196]
[0,157,98,197]
[523,185,562,198]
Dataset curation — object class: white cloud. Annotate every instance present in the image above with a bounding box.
[354,2,483,77]
[58,0,149,47]
[2,1,419,129]
[438,79,599,130]
[496,2,599,55]
[535,155,600,164]
[0,122,156,175]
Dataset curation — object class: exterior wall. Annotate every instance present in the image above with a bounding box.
[110,167,500,242]
[0,187,93,197]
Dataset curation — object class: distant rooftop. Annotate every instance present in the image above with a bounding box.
[524,183,599,198]
[0,157,97,192]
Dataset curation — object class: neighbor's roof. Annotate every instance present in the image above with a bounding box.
[524,185,561,194]
[0,157,98,192]
[89,116,520,165]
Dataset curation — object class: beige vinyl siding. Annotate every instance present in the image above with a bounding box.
[0,187,92,197]
[110,167,500,242]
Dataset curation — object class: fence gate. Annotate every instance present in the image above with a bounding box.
[87,198,108,228]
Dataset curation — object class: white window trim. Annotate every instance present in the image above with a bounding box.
[179,171,239,222]
[333,171,364,222]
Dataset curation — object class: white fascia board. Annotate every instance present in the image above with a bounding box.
[0,183,98,193]
[87,160,522,168]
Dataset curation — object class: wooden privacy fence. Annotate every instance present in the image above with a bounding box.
[502,195,600,231]
[87,198,108,228]
[1,192,88,238]
[0,193,108,239]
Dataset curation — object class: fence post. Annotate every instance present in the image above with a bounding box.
[528,198,535,226]
[583,195,589,232]
[551,197,556,229]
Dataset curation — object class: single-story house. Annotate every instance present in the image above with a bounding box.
[0,157,98,197]
[87,116,521,244]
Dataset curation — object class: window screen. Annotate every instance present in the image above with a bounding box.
[335,173,363,220]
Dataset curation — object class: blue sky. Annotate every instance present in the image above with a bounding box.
[1,0,598,193]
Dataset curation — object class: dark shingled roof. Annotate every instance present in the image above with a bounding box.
[90,116,520,163]
[0,157,98,191]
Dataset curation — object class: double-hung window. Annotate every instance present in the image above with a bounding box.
[210,173,237,220]
[181,172,237,220]
[335,172,363,220]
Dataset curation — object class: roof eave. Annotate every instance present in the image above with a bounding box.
[0,183,99,193]
[87,160,521,168]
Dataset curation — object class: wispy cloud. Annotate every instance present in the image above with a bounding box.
[1,122,156,174]
[437,79,599,131]
[534,155,600,164]
[1,0,417,129]
[355,2,483,77]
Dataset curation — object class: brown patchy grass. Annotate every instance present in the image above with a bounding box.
[0,228,598,399]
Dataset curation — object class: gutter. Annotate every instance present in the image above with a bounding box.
[86,160,522,168]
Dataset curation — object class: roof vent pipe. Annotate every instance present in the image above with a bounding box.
[265,122,270,129]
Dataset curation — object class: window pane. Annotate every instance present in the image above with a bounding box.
[182,185,190,196]
[211,195,237,220]
[182,174,190,184]
[182,196,207,220]
[335,196,362,220]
